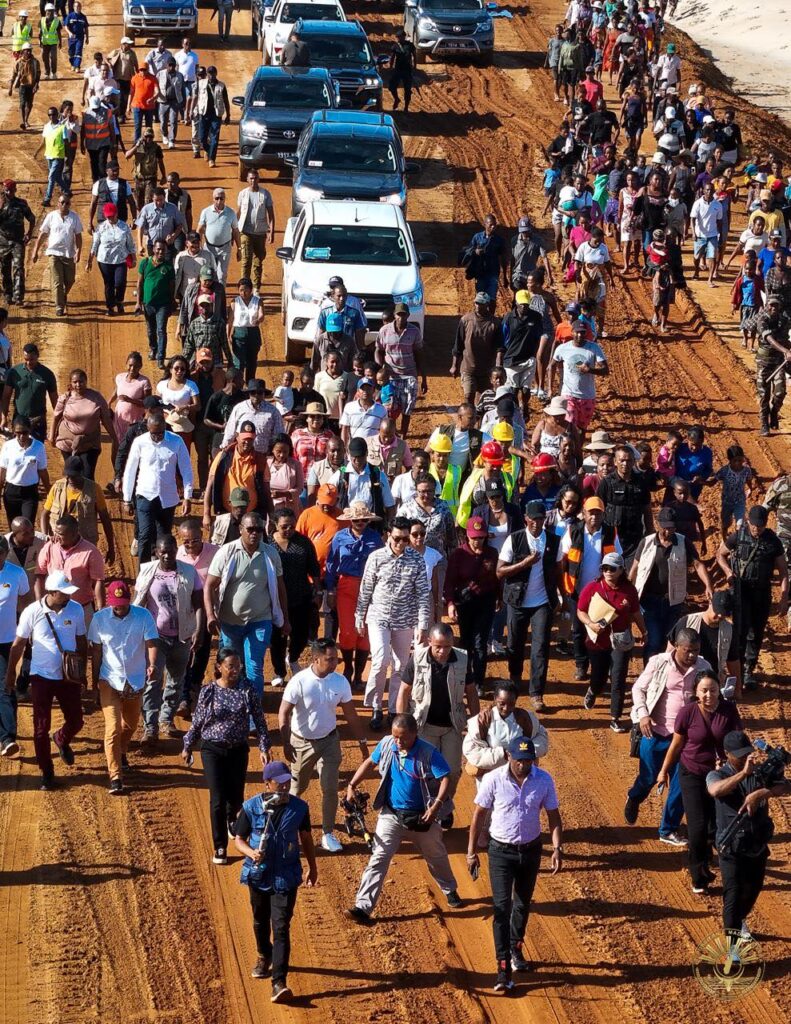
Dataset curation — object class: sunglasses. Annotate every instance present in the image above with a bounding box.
[243,526,263,533]
[390,535,409,545]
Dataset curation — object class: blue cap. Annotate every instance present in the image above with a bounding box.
[508,736,537,761]
[262,760,292,783]
[325,310,345,334]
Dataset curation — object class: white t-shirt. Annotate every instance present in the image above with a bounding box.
[0,437,47,487]
[175,49,199,82]
[0,561,30,643]
[282,667,352,740]
[157,379,199,410]
[339,400,386,439]
[391,469,418,510]
[559,525,623,592]
[487,518,510,554]
[17,598,86,680]
[88,605,159,692]
[690,197,724,239]
[738,228,768,254]
[500,532,562,608]
[575,240,611,266]
[553,341,606,400]
[91,178,133,202]
[232,294,261,328]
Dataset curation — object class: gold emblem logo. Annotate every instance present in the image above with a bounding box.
[693,931,765,1001]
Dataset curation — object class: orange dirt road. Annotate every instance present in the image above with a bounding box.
[0,1,789,1022]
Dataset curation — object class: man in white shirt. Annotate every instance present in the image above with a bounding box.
[174,230,217,298]
[144,37,173,75]
[122,410,193,565]
[31,192,83,316]
[236,169,274,291]
[88,579,158,793]
[198,188,240,283]
[0,536,31,756]
[690,182,723,285]
[279,638,369,853]
[7,569,87,789]
[339,380,386,443]
[174,37,199,122]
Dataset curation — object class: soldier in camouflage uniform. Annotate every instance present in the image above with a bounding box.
[764,472,791,628]
[0,180,36,306]
[755,296,791,436]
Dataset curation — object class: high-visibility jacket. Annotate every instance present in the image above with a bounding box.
[0,0,11,11]
[82,110,113,149]
[12,21,33,52]
[40,16,61,46]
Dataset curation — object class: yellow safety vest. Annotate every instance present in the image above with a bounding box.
[11,22,33,52]
[0,0,11,11]
[428,463,461,517]
[40,16,61,46]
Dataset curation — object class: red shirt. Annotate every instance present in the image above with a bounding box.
[577,577,640,651]
[582,80,604,105]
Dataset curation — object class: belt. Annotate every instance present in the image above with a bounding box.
[489,836,542,852]
[292,728,337,742]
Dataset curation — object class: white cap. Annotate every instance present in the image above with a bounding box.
[121,35,134,43]
[44,3,55,9]
[19,7,29,14]
[702,114,715,124]
[45,570,79,595]
[665,106,677,118]
[89,95,102,109]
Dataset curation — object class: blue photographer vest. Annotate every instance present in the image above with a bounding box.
[239,793,307,893]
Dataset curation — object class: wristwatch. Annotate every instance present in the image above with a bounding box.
[553,846,564,853]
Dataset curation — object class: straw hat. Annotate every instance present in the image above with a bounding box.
[337,501,381,523]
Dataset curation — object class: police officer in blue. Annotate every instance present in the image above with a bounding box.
[234,759,318,1004]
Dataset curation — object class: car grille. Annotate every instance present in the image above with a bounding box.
[434,22,476,36]
[264,126,300,142]
[358,294,395,316]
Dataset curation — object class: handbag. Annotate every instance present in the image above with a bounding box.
[393,808,432,833]
[44,612,85,684]
[629,722,642,758]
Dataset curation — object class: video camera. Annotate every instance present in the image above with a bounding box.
[341,791,374,850]
[717,738,790,853]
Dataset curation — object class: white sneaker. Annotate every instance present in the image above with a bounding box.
[536,388,549,402]
[321,832,343,853]
[167,140,175,149]
[740,920,752,940]
[1,740,20,756]
[270,676,285,688]
[130,538,138,556]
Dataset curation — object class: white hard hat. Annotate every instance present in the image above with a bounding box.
[21,41,33,49]
[44,3,55,9]
[19,7,29,14]
[121,35,134,43]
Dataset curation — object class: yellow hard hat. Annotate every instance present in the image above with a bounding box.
[429,433,453,454]
[492,421,514,442]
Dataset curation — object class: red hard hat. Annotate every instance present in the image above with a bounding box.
[481,440,505,465]
[531,453,558,473]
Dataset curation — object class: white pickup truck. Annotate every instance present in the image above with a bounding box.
[257,0,346,64]
[276,200,435,362]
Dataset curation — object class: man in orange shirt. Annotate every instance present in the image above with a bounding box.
[203,420,268,531]
[296,483,341,641]
[129,60,160,142]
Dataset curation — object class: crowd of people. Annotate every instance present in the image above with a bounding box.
[0,0,789,1005]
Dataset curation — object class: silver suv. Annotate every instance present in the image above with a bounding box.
[404,0,496,65]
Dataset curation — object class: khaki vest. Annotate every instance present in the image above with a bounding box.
[635,532,688,607]
[408,644,469,734]
[680,612,734,681]
[47,479,99,544]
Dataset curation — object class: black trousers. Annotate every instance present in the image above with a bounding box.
[457,594,496,687]
[201,741,249,849]
[567,594,588,671]
[180,631,212,706]
[488,838,542,962]
[737,583,772,669]
[135,495,175,565]
[270,598,313,678]
[389,71,413,109]
[679,764,715,888]
[719,848,768,933]
[3,482,39,524]
[249,886,298,983]
[588,646,631,719]
[506,602,553,696]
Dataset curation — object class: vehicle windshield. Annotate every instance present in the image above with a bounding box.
[306,139,397,173]
[420,0,483,9]
[305,35,373,66]
[248,79,333,108]
[280,3,342,21]
[302,225,410,265]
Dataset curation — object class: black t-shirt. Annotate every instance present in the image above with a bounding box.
[236,799,311,840]
[670,618,738,673]
[725,528,784,585]
[402,652,456,728]
[585,110,618,145]
[291,386,324,416]
[204,388,244,433]
[634,533,698,598]
[706,763,779,855]
[390,42,415,76]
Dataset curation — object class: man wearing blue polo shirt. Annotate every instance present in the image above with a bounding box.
[467,736,564,993]
[344,712,460,923]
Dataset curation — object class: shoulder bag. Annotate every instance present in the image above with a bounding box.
[44,612,85,684]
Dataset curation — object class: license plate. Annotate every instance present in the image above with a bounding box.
[438,41,473,50]
[275,151,291,158]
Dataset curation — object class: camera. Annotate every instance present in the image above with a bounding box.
[754,738,791,784]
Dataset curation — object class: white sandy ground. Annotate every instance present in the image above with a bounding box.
[671,0,791,126]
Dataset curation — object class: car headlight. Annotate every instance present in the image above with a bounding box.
[363,76,380,88]
[291,282,323,304]
[295,185,323,202]
[475,17,492,31]
[244,122,267,138]
[380,190,406,206]
[179,6,193,14]
[129,4,142,12]
[418,16,437,30]
[392,286,423,309]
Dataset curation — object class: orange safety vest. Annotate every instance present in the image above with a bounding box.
[562,520,618,597]
[82,110,113,149]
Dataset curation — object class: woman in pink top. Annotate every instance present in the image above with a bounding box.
[265,432,304,520]
[110,351,152,443]
[50,369,117,480]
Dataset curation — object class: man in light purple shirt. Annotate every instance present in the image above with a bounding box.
[624,627,711,845]
[467,736,563,994]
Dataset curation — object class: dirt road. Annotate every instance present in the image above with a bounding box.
[0,1,789,1022]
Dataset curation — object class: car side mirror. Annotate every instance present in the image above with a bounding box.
[486,1,497,9]
[264,11,274,20]
[276,246,294,261]
[232,96,244,106]
[418,252,437,267]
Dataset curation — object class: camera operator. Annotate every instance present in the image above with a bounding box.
[707,731,790,944]
[234,760,318,1004]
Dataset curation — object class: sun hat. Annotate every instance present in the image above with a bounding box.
[585,430,615,451]
[544,396,568,417]
[337,501,381,522]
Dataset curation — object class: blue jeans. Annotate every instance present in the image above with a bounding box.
[628,733,684,837]
[68,34,85,68]
[0,641,16,744]
[220,619,273,699]
[133,107,154,143]
[143,303,171,362]
[474,272,499,302]
[642,594,685,660]
[45,158,65,202]
[158,101,179,143]
[198,115,222,160]
[217,1,234,37]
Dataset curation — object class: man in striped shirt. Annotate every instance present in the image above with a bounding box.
[355,516,431,730]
